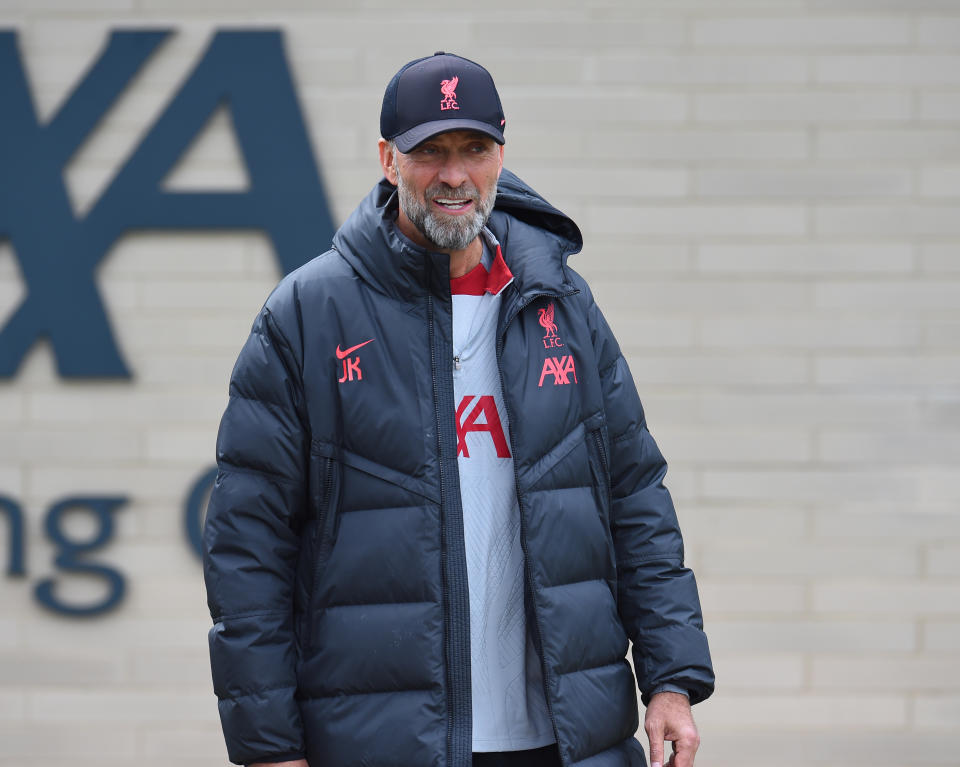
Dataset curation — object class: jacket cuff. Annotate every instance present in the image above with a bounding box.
[246,753,306,765]
[649,683,690,699]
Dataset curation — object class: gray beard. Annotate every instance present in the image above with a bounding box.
[396,169,496,252]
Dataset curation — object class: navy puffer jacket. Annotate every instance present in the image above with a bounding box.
[203,170,714,767]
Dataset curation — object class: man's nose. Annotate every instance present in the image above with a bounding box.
[437,154,468,189]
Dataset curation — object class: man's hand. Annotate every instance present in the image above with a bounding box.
[644,691,700,767]
[250,761,308,767]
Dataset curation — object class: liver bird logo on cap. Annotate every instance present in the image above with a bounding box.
[440,76,459,111]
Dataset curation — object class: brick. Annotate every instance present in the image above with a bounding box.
[710,652,805,689]
[921,92,960,120]
[696,167,913,198]
[816,356,960,388]
[816,280,960,311]
[708,619,915,652]
[924,620,960,651]
[697,579,806,614]
[103,235,253,276]
[817,204,960,236]
[657,426,812,462]
[0,724,137,757]
[26,689,211,722]
[812,655,960,691]
[0,389,23,424]
[0,428,141,462]
[815,510,960,540]
[813,580,960,614]
[592,278,809,311]
[682,506,808,543]
[140,278,277,311]
[626,354,808,387]
[704,731,960,765]
[926,321,960,348]
[918,17,960,45]
[915,695,960,729]
[700,544,917,578]
[692,17,912,47]
[0,692,23,721]
[817,55,960,85]
[25,465,195,503]
[22,617,206,651]
[141,726,227,758]
[588,204,805,236]
[144,428,218,463]
[131,648,212,686]
[695,92,911,123]
[821,428,960,463]
[696,693,907,729]
[517,166,687,199]
[809,0,960,8]
[503,128,584,160]
[585,315,696,349]
[0,652,124,686]
[929,546,960,576]
[26,390,227,425]
[108,543,200,577]
[701,316,921,350]
[585,130,808,161]
[664,392,922,427]
[589,53,806,84]
[471,19,687,48]
[702,469,914,504]
[921,166,960,196]
[503,88,687,125]
[818,130,960,160]
[922,243,960,273]
[136,353,238,387]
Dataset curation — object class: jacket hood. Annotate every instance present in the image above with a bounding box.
[332,168,582,302]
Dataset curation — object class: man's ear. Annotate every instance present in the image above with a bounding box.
[497,144,504,178]
[378,138,398,186]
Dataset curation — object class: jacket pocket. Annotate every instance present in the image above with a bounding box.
[304,446,341,648]
[586,425,618,591]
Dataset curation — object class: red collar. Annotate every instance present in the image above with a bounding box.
[450,245,513,296]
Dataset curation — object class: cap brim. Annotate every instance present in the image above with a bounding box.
[392,119,505,152]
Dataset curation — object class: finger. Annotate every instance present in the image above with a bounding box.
[672,727,700,767]
[645,719,665,767]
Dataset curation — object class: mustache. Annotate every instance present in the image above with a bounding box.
[426,183,478,200]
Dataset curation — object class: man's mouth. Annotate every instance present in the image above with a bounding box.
[433,198,473,212]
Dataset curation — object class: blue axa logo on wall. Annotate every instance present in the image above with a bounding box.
[0,28,334,379]
[0,28,334,617]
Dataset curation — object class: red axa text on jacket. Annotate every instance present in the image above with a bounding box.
[456,395,511,458]
[336,339,375,383]
[539,355,577,387]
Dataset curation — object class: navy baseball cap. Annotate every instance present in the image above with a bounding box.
[380,52,506,152]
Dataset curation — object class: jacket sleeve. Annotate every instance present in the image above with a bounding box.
[581,280,715,706]
[203,303,309,765]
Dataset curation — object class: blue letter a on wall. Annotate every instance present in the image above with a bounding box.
[0,29,335,379]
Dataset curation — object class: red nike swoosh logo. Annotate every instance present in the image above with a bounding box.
[335,339,375,359]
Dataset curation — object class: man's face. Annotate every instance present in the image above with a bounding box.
[384,131,504,253]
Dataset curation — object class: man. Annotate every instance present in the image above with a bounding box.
[204,52,713,767]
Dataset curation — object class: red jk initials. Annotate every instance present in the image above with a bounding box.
[339,357,362,382]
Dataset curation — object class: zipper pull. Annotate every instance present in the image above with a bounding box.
[453,355,461,370]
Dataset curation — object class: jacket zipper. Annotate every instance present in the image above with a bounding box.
[428,292,472,767]
[495,289,577,767]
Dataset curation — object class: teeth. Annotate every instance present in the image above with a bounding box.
[436,198,469,205]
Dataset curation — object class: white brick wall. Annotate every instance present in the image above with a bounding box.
[0,2,958,766]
